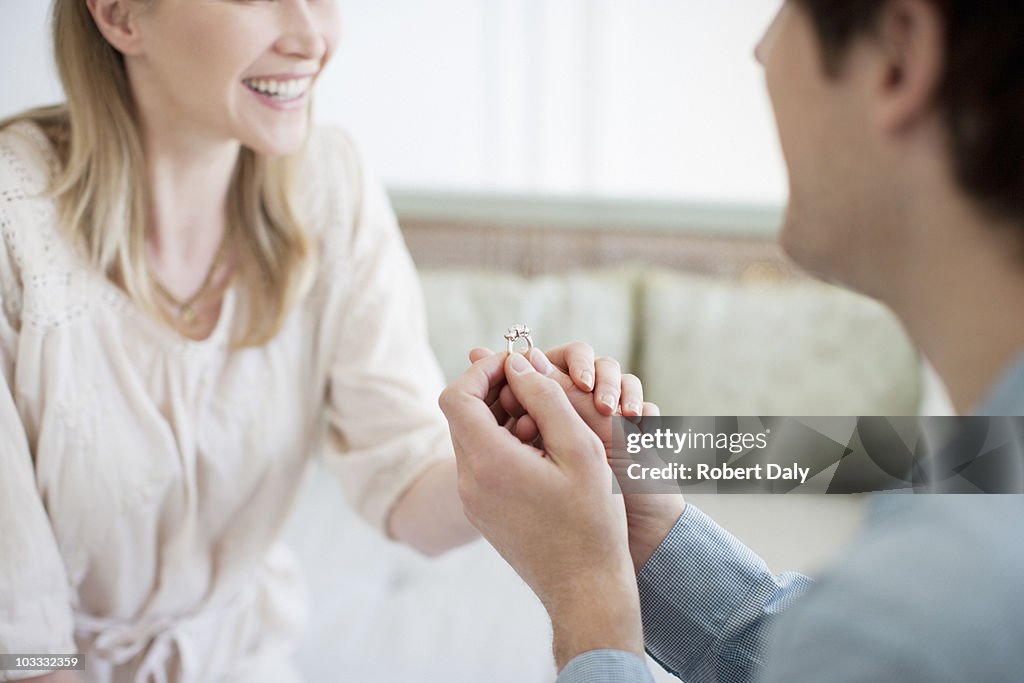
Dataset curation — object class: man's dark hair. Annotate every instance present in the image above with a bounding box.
[795,0,1024,227]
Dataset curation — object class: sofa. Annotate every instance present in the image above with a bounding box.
[282,250,939,682]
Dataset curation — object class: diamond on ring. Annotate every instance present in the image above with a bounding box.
[505,324,534,354]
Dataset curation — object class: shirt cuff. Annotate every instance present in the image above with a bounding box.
[636,504,811,681]
[557,650,655,683]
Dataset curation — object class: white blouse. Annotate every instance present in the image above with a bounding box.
[0,122,453,682]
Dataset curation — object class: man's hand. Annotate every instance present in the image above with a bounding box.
[611,401,688,572]
[439,351,644,670]
[470,346,687,573]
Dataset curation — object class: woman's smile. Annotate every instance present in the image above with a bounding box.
[242,74,315,110]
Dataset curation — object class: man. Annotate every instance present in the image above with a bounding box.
[440,1,1024,681]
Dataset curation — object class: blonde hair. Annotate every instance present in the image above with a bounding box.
[1,0,316,346]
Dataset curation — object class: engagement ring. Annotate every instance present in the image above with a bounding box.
[505,324,534,354]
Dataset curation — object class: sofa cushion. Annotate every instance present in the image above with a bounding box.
[420,269,639,381]
[638,272,921,415]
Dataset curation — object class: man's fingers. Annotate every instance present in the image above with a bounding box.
[493,351,574,420]
[440,352,515,460]
[504,353,603,463]
[468,347,494,364]
[466,347,506,407]
[642,401,661,417]
[443,351,506,403]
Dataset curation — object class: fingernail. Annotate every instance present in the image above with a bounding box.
[529,349,554,374]
[508,353,534,374]
[599,394,616,410]
[625,402,642,416]
[580,370,594,390]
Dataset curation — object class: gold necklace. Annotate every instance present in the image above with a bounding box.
[151,237,230,329]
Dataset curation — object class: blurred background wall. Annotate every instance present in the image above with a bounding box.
[0,0,786,207]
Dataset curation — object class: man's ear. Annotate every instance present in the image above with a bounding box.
[872,0,945,134]
[86,0,145,57]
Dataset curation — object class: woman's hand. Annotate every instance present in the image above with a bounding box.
[544,341,645,417]
[469,341,643,441]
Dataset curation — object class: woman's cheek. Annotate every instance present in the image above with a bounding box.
[318,6,344,59]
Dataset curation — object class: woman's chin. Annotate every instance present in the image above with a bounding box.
[244,126,310,157]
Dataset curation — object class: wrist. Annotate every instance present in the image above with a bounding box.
[626,496,686,573]
[546,566,644,671]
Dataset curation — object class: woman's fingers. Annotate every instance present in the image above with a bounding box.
[542,342,639,417]
[499,383,527,419]
[490,399,511,426]
[544,341,596,392]
[464,344,647,426]
[593,356,623,416]
[515,414,540,444]
[620,374,644,417]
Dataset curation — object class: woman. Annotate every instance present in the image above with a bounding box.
[0,1,638,681]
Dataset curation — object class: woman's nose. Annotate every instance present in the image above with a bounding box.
[275,1,327,62]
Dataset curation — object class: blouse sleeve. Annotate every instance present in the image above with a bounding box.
[312,129,454,534]
[0,131,77,679]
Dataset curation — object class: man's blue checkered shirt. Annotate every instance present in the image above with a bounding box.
[557,357,1024,683]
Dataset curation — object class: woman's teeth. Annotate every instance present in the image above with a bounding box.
[243,77,312,101]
